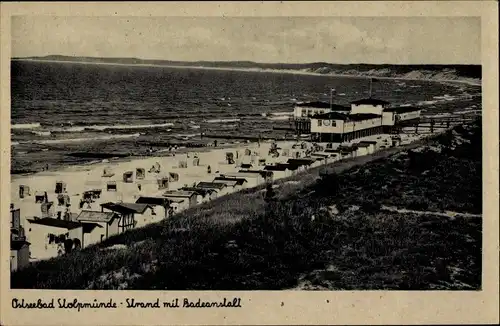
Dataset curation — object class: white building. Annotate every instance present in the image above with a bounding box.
[293,102,351,119]
[307,96,421,142]
[310,112,383,142]
[350,98,390,115]
[382,106,423,132]
[76,210,121,245]
[25,217,84,260]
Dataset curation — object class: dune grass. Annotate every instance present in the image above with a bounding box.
[11,120,482,290]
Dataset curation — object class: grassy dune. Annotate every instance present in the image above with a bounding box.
[11,121,482,290]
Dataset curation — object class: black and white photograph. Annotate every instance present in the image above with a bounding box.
[1,1,499,325]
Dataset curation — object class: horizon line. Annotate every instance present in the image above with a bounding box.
[10,55,481,66]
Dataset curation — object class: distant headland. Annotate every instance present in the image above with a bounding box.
[12,55,481,86]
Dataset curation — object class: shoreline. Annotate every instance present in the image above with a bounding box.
[13,58,482,87]
[10,140,254,180]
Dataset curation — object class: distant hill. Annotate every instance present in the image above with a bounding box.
[12,55,482,84]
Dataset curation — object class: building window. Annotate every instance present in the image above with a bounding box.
[332,121,336,127]
[317,120,322,126]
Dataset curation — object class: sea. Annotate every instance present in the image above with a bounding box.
[10,60,482,174]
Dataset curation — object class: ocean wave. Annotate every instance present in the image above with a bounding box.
[204,118,240,123]
[12,123,41,129]
[31,133,141,144]
[50,122,175,132]
[417,100,439,106]
[270,111,293,116]
[454,109,482,115]
[267,116,291,121]
[433,94,456,100]
[171,133,199,139]
[31,130,52,136]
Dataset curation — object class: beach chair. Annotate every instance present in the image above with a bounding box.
[35,191,48,203]
[136,168,145,180]
[193,158,200,166]
[19,185,31,199]
[178,160,188,168]
[41,201,55,218]
[107,181,117,192]
[123,171,134,183]
[102,167,115,178]
[57,194,70,206]
[168,172,179,182]
[157,177,169,190]
[55,181,67,194]
[226,152,234,164]
[244,149,251,156]
[148,162,161,173]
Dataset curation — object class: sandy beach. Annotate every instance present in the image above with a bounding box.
[10,129,432,262]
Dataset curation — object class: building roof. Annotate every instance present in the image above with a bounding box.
[163,190,196,198]
[287,158,316,166]
[312,112,382,121]
[77,210,117,223]
[196,182,226,190]
[296,101,350,110]
[349,113,383,121]
[310,152,331,157]
[179,187,215,196]
[101,202,152,214]
[383,106,421,113]
[238,169,273,177]
[214,175,248,184]
[351,98,390,105]
[311,112,350,120]
[135,196,171,206]
[264,164,290,171]
[27,217,82,230]
[11,239,30,251]
[212,179,240,187]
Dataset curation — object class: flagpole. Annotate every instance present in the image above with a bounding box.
[330,88,334,110]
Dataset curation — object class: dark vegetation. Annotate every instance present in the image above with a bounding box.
[14,55,482,79]
[11,121,482,290]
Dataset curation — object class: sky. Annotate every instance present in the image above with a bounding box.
[11,16,481,64]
